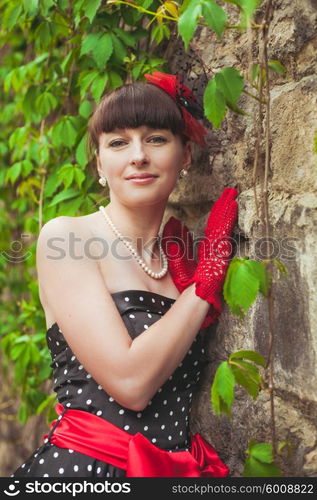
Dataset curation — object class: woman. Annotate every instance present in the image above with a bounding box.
[12,72,238,477]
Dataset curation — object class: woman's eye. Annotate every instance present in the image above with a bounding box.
[109,140,126,147]
[109,136,166,147]
[148,136,167,143]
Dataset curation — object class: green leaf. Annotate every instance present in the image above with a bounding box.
[214,67,244,109]
[60,196,84,216]
[36,393,57,415]
[48,188,79,207]
[39,0,55,16]
[79,100,92,119]
[178,0,202,49]
[250,442,274,463]
[76,134,88,167]
[251,63,260,83]
[10,343,26,361]
[244,456,281,477]
[113,27,137,48]
[73,167,86,189]
[51,117,79,148]
[38,358,53,381]
[90,73,108,101]
[80,33,101,57]
[107,70,123,90]
[151,24,170,44]
[230,350,266,367]
[203,78,226,128]
[36,92,58,116]
[223,257,260,317]
[92,33,113,68]
[34,21,53,50]
[29,343,41,363]
[110,34,127,61]
[83,0,102,23]
[138,0,154,9]
[15,346,31,382]
[201,0,227,38]
[44,170,63,197]
[231,363,259,399]
[2,3,23,30]
[246,259,271,297]
[58,164,75,188]
[78,70,99,97]
[6,162,22,184]
[12,335,31,344]
[268,60,287,75]
[211,361,235,416]
[23,0,39,17]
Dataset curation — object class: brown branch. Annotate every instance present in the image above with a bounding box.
[260,0,276,457]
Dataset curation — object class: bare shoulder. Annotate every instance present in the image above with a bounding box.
[36,215,96,301]
[37,215,87,241]
[36,215,91,259]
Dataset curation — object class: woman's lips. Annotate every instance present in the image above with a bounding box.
[127,176,157,184]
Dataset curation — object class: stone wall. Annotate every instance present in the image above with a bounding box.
[166,0,317,477]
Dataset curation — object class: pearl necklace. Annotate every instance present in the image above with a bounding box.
[99,206,168,279]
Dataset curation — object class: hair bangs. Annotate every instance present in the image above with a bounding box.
[88,82,186,154]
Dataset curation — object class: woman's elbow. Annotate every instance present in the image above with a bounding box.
[113,379,151,412]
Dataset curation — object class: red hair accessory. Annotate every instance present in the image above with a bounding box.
[144,71,208,147]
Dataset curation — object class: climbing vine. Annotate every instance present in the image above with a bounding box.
[0,0,289,476]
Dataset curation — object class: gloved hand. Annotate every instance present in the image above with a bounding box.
[161,216,196,292]
[161,187,238,328]
[194,187,238,324]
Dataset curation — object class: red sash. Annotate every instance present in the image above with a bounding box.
[44,403,229,477]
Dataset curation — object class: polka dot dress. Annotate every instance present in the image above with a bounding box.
[13,290,208,477]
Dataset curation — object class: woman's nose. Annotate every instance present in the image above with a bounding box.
[130,141,149,165]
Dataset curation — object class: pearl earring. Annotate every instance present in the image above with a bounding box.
[179,168,188,179]
[99,177,107,187]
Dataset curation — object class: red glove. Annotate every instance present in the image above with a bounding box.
[161,216,196,292]
[194,187,238,324]
[161,188,238,328]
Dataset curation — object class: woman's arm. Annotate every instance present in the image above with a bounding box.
[37,217,209,411]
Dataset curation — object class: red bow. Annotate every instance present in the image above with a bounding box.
[127,431,229,477]
[44,403,229,477]
[144,71,208,147]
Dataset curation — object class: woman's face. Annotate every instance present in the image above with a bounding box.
[96,126,191,208]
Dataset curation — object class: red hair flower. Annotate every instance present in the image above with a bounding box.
[144,71,208,147]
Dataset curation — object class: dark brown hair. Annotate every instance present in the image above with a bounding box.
[87,82,188,155]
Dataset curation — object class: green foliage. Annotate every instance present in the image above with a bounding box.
[267,60,287,75]
[178,0,203,49]
[211,361,235,416]
[178,0,260,48]
[204,67,245,128]
[211,350,265,416]
[223,257,272,317]
[244,440,281,477]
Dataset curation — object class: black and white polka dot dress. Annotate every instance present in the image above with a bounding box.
[13,290,208,478]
